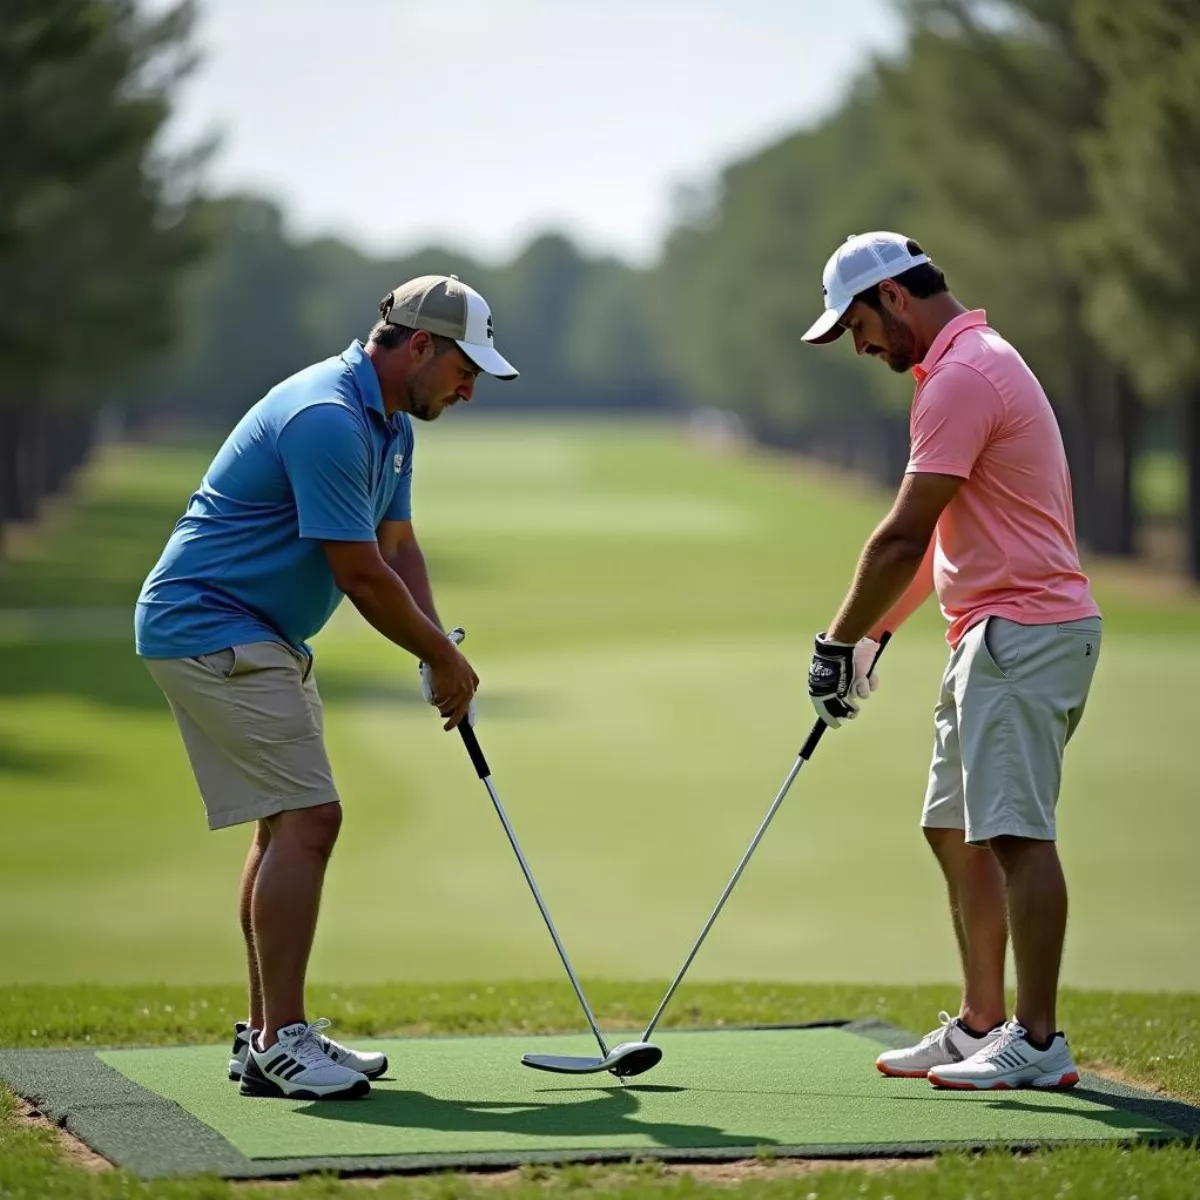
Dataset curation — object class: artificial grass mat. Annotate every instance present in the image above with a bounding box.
[3,1022,1198,1179]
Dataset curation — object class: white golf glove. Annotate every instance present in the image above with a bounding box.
[419,626,477,727]
[851,636,882,700]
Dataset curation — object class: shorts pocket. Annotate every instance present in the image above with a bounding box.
[980,617,1023,680]
[192,647,239,679]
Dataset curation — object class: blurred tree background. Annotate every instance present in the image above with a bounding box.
[2,0,1198,577]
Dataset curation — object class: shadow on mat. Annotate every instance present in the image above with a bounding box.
[975,1087,1199,1138]
[295,1086,779,1150]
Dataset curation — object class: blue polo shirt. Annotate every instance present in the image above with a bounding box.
[135,341,414,659]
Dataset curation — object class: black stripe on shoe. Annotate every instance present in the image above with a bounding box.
[239,1055,283,1098]
[279,1059,307,1081]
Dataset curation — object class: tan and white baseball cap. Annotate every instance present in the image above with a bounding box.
[802,233,930,345]
[382,274,519,379]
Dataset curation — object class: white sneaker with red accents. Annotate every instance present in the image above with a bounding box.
[927,1020,1080,1090]
[876,1011,1001,1078]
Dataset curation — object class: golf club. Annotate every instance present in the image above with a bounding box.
[451,666,661,1078]
[638,633,893,1046]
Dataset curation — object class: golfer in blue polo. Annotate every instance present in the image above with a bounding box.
[136,275,518,1100]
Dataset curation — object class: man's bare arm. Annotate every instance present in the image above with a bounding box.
[827,472,961,643]
[377,519,441,629]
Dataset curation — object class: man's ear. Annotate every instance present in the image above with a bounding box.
[407,329,435,364]
[879,280,907,316]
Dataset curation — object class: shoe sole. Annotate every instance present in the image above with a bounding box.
[239,1073,371,1100]
[229,1056,387,1082]
[928,1070,1080,1091]
[876,1060,933,1078]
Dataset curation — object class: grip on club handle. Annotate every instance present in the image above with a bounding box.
[458,720,491,779]
[800,630,892,761]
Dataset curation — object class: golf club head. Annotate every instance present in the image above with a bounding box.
[605,1040,664,1077]
[521,1041,663,1078]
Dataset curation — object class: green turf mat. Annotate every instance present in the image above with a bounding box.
[4,1024,1197,1178]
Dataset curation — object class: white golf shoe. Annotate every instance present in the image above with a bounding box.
[876,1011,1002,1078]
[228,1021,254,1080]
[229,1018,387,1083]
[927,1020,1080,1090]
[239,1021,370,1100]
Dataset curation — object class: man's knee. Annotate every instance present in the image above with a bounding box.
[269,802,342,858]
[924,825,965,862]
[989,834,1059,874]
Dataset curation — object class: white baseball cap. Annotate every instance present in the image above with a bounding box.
[382,274,519,379]
[801,233,930,345]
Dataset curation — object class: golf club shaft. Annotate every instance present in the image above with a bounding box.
[640,753,806,1042]
[458,723,611,1059]
[641,632,892,1042]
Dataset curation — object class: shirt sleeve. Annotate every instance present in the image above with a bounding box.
[907,362,1004,479]
[382,424,414,523]
[276,404,377,541]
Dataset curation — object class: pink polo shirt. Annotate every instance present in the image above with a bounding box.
[907,310,1100,648]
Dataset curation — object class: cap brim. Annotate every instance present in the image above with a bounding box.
[801,305,849,345]
[458,340,519,380]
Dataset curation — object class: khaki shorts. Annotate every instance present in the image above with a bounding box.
[921,616,1101,844]
[145,641,339,830]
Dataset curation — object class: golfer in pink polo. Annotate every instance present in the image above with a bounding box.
[802,233,1102,1090]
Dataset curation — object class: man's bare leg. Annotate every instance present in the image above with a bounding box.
[239,820,271,1032]
[989,835,1067,1045]
[925,827,1008,1033]
[252,803,343,1049]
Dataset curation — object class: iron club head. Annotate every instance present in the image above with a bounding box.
[521,1040,663,1078]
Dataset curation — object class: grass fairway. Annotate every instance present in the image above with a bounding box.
[0,418,1198,990]
[1,419,1198,1193]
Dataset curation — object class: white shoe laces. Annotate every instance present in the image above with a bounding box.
[917,1011,957,1051]
[280,1019,336,1069]
[977,1020,1025,1062]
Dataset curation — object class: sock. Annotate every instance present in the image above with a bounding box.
[956,1018,994,1040]
[1024,1030,1058,1053]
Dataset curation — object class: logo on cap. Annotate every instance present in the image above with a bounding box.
[486,314,494,343]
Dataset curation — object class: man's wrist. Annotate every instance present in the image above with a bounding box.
[819,629,856,648]
[419,627,457,665]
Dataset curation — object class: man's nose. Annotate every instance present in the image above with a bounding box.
[457,378,475,402]
[853,330,869,356]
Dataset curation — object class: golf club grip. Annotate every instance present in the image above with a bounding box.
[458,722,490,779]
[800,631,893,760]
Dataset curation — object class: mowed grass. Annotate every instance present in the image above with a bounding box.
[2,983,1200,1197]
[0,418,1198,990]
[2,423,1199,1194]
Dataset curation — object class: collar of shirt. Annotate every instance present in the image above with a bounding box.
[341,340,405,433]
[911,309,989,383]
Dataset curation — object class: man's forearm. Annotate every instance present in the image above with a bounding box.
[343,566,449,663]
[384,542,442,630]
[870,537,935,640]
[827,529,931,644]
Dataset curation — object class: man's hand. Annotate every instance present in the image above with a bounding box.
[420,627,479,730]
[808,634,882,729]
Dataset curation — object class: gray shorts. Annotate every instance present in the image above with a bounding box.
[921,616,1101,843]
[145,641,339,831]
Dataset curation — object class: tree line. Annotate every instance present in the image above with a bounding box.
[3,0,1198,577]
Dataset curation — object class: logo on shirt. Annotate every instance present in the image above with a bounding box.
[393,452,404,475]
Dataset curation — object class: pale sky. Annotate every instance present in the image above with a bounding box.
[159,0,901,264]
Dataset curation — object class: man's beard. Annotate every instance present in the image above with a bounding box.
[409,397,443,422]
[879,309,918,373]
[407,380,447,422]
